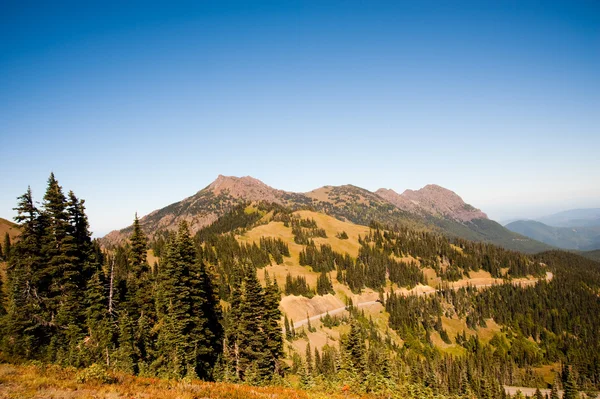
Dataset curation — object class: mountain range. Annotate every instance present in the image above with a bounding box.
[103,175,549,253]
[505,209,600,251]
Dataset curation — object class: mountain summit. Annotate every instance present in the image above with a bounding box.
[206,175,287,203]
[376,184,487,223]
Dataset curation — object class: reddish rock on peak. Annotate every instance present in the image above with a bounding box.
[377,184,487,223]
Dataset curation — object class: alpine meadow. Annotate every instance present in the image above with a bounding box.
[1,2,599,399]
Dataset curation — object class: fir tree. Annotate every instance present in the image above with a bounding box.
[236,265,270,383]
[3,232,10,260]
[42,173,84,362]
[263,272,283,374]
[3,186,46,358]
[125,214,155,370]
[154,221,223,379]
[563,366,578,399]
[346,319,366,374]
[190,255,223,379]
[535,388,544,399]
[305,341,313,375]
[284,314,292,340]
[83,270,113,366]
[550,377,560,399]
[115,312,136,374]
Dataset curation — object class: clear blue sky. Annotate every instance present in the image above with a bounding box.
[1,1,599,236]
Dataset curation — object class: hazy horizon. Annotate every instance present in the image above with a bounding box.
[2,1,599,236]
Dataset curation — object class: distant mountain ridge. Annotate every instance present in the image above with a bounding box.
[536,208,600,228]
[103,175,549,253]
[505,215,600,251]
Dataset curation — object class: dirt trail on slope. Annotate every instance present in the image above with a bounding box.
[291,272,553,329]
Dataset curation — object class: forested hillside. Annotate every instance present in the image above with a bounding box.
[1,174,599,399]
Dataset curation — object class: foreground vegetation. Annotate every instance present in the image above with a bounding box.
[0,362,314,399]
[1,174,600,399]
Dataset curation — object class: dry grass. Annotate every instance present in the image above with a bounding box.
[146,249,159,269]
[236,209,546,357]
[0,218,20,242]
[431,316,503,356]
[0,362,393,399]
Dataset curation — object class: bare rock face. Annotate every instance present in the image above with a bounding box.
[377,184,487,223]
[207,175,286,204]
[375,188,419,213]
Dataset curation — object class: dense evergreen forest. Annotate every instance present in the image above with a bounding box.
[1,174,599,399]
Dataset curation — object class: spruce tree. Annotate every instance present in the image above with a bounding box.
[125,214,155,371]
[83,270,113,366]
[284,314,292,340]
[154,221,223,379]
[189,251,223,379]
[550,378,560,399]
[535,388,544,399]
[115,312,136,374]
[305,341,313,375]
[0,268,5,317]
[3,187,45,358]
[236,265,270,383]
[263,272,283,374]
[3,232,10,261]
[42,173,84,363]
[223,276,243,381]
[346,319,366,375]
[562,366,578,399]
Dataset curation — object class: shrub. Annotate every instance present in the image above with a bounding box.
[75,364,114,384]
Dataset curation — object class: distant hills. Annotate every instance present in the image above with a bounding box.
[103,175,549,253]
[536,208,600,228]
[582,249,600,262]
[505,208,600,251]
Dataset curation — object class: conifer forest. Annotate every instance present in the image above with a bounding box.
[1,175,599,399]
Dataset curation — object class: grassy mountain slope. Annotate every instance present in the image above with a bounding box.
[0,217,20,241]
[506,219,600,251]
[233,208,547,358]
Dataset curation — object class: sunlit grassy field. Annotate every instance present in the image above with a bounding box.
[0,362,389,399]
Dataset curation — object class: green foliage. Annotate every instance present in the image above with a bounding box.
[285,273,314,297]
[291,217,327,245]
[75,363,114,384]
[221,266,283,384]
[3,174,600,398]
[259,237,290,264]
[336,231,349,240]
[316,271,334,295]
[154,221,223,379]
[1,232,10,260]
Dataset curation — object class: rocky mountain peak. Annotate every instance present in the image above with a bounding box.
[378,184,487,223]
[205,174,285,204]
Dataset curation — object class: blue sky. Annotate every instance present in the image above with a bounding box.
[1,1,599,236]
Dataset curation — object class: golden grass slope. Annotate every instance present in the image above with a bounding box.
[0,362,432,399]
[0,363,311,399]
[238,211,374,320]
[0,218,19,242]
[237,209,549,357]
